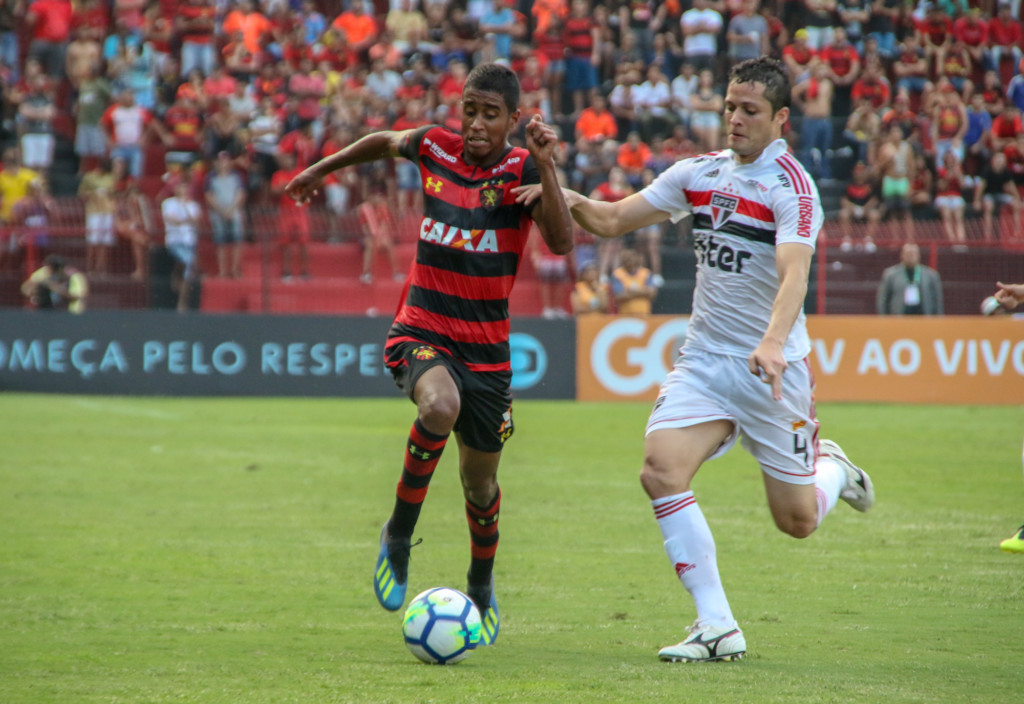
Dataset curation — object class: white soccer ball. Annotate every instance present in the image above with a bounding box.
[402,587,482,664]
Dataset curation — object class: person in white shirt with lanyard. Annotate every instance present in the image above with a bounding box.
[516,56,876,663]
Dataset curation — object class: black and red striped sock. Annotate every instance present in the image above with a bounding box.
[389,419,449,540]
[465,488,501,586]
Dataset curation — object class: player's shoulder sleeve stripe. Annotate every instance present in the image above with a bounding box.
[775,154,812,195]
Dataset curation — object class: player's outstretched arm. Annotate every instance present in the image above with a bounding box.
[514,185,668,239]
[285,129,413,204]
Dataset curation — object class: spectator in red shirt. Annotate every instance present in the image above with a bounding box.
[575,93,618,144]
[782,28,817,83]
[271,151,310,281]
[991,104,1024,152]
[819,26,860,116]
[25,0,73,77]
[987,2,1022,74]
[278,119,317,170]
[71,0,109,43]
[176,0,217,78]
[436,57,468,110]
[358,187,403,284]
[916,3,953,79]
[330,0,378,63]
[893,33,931,98]
[850,58,892,110]
[101,89,171,177]
[953,7,989,73]
[163,94,204,165]
[616,131,651,189]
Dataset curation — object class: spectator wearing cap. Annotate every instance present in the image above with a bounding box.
[988,2,1022,74]
[782,29,817,83]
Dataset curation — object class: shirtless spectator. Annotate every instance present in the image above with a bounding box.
[792,61,835,181]
[877,124,917,240]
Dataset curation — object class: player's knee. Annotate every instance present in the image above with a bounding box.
[639,455,686,499]
[417,393,460,434]
[774,513,817,539]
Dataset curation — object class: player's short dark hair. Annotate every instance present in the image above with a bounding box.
[464,62,520,113]
[729,57,791,114]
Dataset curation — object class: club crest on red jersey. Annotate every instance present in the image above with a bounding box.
[412,345,438,361]
[710,191,739,230]
[479,181,504,209]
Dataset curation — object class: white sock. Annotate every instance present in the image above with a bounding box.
[652,491,736,629]
[814,457,845,526]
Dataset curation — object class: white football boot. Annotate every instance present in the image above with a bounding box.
[819,439,875,512]
[658,621,746,662]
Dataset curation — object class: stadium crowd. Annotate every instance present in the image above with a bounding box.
[2,0,1024,294]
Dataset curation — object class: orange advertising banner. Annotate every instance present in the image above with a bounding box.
[576,315,1024,404]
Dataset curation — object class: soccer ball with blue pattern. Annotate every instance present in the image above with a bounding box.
[402,587,482,664]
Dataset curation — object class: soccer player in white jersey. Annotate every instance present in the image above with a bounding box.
[517,57,875,662]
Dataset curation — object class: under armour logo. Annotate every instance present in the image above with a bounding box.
[425,177,443,193]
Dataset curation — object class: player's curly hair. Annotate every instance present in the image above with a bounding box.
[464,62,521,113]
[729,57,791,114]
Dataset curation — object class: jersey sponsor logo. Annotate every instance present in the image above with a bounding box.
[412,345,438,361]
[423,137,457,163]
[419,216,500,253]
[709,191,740,230]
[796,195,815,238]
[746,178,769,193]
[425,176,443,193]
[792,419,807,430]
[694,232,752,273]
[704,168,719,178]
[479,181,504,209]
[490,156,520,175]
[777,172,791,189]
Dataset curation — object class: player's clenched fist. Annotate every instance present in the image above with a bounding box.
[285,169,322,205]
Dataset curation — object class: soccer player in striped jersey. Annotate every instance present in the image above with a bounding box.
[517,57,875,662]
[286,63,573,645]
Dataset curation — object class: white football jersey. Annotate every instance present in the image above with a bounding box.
[641,139,822,361]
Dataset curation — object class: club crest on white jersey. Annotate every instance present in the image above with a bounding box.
[709,191,739,230]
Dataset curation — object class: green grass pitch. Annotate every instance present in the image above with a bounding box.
[1,394,1022,703]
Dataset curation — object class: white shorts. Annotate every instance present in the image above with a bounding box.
[646,347,820,485]
[85,212,115,245]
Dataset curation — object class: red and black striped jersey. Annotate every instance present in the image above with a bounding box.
[388,125,541,372]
